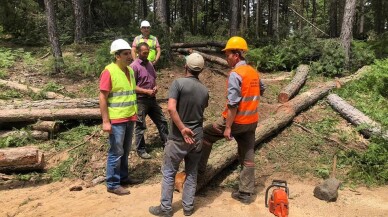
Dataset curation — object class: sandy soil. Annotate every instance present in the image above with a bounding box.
[1,175,387,217]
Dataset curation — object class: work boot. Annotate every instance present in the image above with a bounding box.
[231,191,252,204]
[183,209,194,216]
[149,205,173,217]
[138,151,152,159]
[120,177,142,185]
[107,186,130,195]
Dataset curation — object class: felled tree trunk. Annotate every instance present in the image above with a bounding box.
[197,66,370,191]
[327,94,388,140]
[171,42,208,48]
[31,121,60,133]
[0,146,45,172]
[278,65,309,103]
[0,79,65,99]
[177,49,228,67]
[0,108,100,122]
[0,98,99,110]
[0,130,49,140]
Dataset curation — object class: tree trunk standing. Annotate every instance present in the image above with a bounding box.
[155,0,171,59]
[230,0,238,36]
[44,0,64,74]
[358,0,365,35]
[72,0,86,44]
[299,0,304,30]
[255,0,261,37]
[372,0,384,34]
[272,0,279,39]
[193,0,198,35]
[267,0,273,36]
[329,0,338,37]
[245,0,250,32]
[340,0,356,69]
[312,0,317,24]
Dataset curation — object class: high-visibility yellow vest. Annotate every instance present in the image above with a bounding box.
[222,64,260,124]
[104,63,137,120]
[135,35,157,62]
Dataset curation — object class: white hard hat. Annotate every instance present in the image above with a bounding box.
[110,39,131,54]
[140,20,151,28]
[186,53,205,72]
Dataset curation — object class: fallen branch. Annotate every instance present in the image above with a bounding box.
[0,79,65,99]
[327,93,388,140]
[177,48,228,67]
[278,65,309,103]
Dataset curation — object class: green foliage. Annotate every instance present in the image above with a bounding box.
[339,137,388,185]
[0,85,24,100]
[0,0,46,45]
[310,39,345,76]
[0,129,36,148]
[43,82,64,93]
[0,47,16,68]
[337,59,388,127]
[48,158,75,181]
[53,124,97,151]
[247,28,321,72]
[335,59,388,185]
[350,41,376,71]
[369,32,388,59]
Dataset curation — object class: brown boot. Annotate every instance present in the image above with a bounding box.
[107,186,130,195]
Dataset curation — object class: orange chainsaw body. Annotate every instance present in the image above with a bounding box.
[265,180,289,217]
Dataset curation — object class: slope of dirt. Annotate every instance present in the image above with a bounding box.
[1,174,387,217]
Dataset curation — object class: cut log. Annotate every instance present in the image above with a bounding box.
[327,94,388,140]
[196,66,371,191]
[31,121,60,133]
[0,146,45,172]
[0,108,101,122]
[278,65,309,103]
[207,41,226,48]
[0,98,99,110]
[0,98,167,110]
[176,48,228,67]
[0,79,65,99]
[171,42,208,48]
[0,130,49,140]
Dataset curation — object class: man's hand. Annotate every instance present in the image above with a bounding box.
[223,127,233,141]
[181,127,195,144]
[153,86,158,95]
[102,121,112,134]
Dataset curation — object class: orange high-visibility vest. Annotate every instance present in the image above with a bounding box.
[222,64,260,124]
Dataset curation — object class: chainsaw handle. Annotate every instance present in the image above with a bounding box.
[264,182,289,208]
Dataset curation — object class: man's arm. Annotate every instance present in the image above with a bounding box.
[167,98,195,144]
[224,106,237,140]
[153,47,161,65]
[99,90,111,133]
[135,86,155,96]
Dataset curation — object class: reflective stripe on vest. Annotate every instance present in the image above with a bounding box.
[222,64,260,124]
[104,63,137,120]
[135,35,157,62]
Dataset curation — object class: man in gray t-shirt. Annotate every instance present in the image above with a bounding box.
[149,53,209,217]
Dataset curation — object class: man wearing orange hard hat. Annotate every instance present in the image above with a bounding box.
[198,36,265,204]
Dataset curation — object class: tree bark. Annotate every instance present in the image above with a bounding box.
[31,121,60,133]
[72,0,86,44]
[0,146,45,173]
[278,65,309,103]
[230,0,238,36]
[0,108,101,122]
[0,98,99,110]
[327,94,388,140]
[0,79,65,99]
[197,66,370,191]
[0,130,49,140]
[358,0,365,35]
[340,0,357,69]
[171,42,208,48]
[44,0,64,74]
[329,0,338,37]
[176,49,228,67]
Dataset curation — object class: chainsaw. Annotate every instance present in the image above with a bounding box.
[265,180,289,217]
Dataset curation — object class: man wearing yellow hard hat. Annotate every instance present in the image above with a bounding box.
[199,36,265,204]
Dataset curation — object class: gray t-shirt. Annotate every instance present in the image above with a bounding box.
[168,76,209,141]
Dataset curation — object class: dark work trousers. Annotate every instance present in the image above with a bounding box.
[198,117,257,193]
[134,97,169,154]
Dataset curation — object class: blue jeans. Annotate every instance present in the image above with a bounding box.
[160,139,202,212]
[106,121,134,189]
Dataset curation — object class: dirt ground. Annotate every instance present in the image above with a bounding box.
[1,174,388,217]
[1,58,388,216]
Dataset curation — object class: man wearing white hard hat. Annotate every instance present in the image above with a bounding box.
[131,20,161,66]
[149,53,209,217]
[99,39,141,195]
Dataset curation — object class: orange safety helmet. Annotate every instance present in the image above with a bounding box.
[222,36,249,51]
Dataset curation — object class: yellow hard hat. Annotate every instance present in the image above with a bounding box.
[222,36,248,51]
